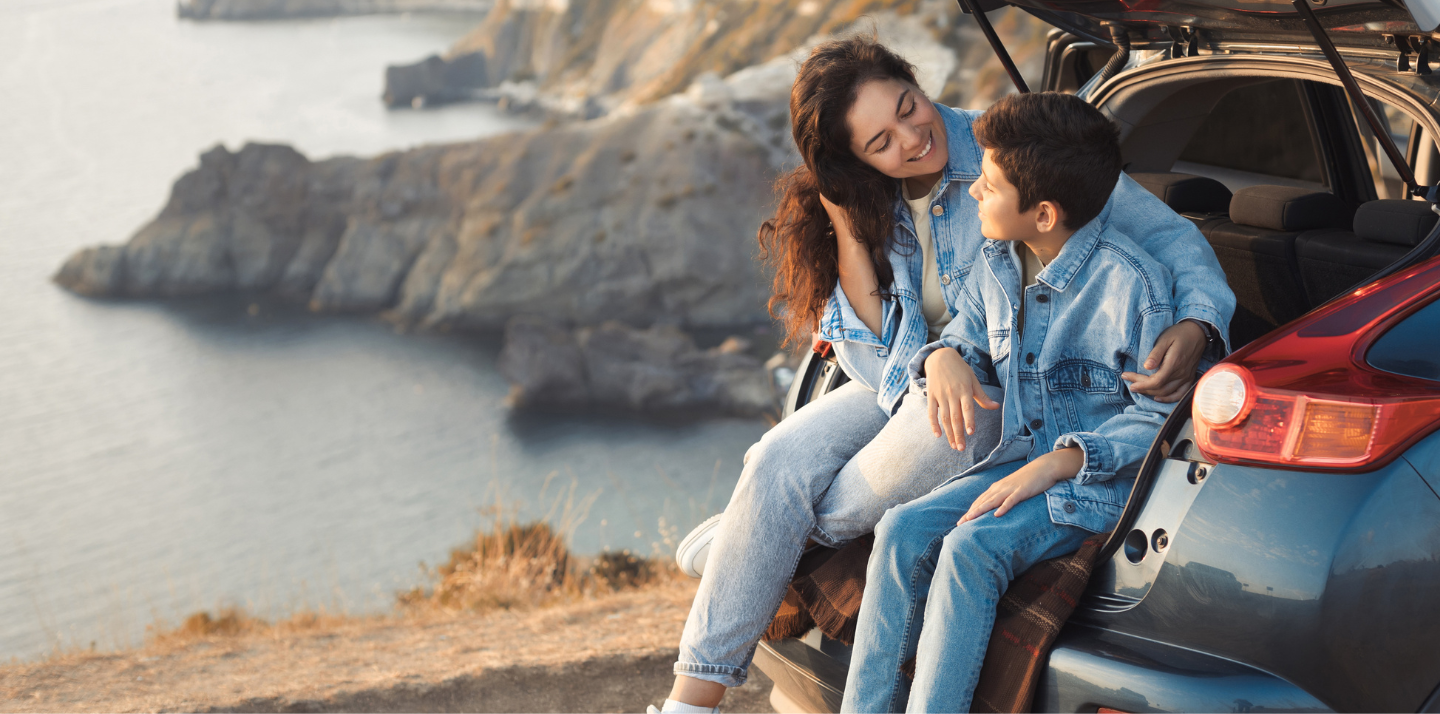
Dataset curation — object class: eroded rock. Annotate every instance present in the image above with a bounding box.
[499,317,775,416]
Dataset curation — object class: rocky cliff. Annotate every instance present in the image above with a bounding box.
[59,1,1049,340]
[383,0,1050,114]
[178,0,493,20]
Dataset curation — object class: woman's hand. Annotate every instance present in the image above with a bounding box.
[924,347,1000,452]
[1122,320,1207,403]
[959,447,1084,523]
[821,193,884,338]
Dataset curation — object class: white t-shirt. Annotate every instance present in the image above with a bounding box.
[902,178,953,340]
[1017,243,1047,337]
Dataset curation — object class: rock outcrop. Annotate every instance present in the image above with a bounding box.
[382,0,1051,114]
[177,0,493,20]
[56,69,785,329]
[499,317,775,415]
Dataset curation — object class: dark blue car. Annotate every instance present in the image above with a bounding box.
[754,0,1440,710]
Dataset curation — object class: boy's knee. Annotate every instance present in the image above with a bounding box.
[873,503,937,562]
[938,524,1016,584]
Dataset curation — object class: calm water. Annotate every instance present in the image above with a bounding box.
[0,0,766,659]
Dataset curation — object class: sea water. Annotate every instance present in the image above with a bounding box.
[0,0,766,659]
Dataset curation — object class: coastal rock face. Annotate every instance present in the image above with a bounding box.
[383,0,1052,113]
[56,80,781,329]
[177,0,493,20]
[499,317,775,415]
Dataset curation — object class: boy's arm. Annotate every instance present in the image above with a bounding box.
[1055,306,1179,485]
[959,307,1178,524]
[908,280,999,451]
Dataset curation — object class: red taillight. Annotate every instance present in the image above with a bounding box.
[1194,257,1440,471]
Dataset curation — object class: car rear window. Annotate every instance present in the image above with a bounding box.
[1367,296,1440,381]
[1176,79,1326,188]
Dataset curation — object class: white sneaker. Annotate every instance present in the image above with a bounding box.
[676,512,724,579]
[648,702,720,714]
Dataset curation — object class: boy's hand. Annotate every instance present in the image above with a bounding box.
[959,447,1084,523]
[1123,320,1207,403]
[924,347,1000,452]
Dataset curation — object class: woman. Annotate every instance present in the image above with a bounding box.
[654,37,1233,714]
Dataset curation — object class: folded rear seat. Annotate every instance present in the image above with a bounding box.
[1295,199,1436,305]
[1203,185,1354,348]
[1128,172,1233,227]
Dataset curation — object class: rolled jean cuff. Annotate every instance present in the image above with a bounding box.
[674,661,747,688]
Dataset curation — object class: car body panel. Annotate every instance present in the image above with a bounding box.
[1037,625,1330,712]
[1074,430,1440,712]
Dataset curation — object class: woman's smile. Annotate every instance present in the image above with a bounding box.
[908,131,934,162]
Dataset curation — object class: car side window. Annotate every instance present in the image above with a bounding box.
[1350,98,1440,200]
[1173,79,1327,191]
[1367,297,1440,382]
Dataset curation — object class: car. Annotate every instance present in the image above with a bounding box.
[751,0,1440,710]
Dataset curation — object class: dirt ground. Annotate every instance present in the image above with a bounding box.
[0,578,775,713]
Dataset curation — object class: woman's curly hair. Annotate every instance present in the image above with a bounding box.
[758,37,918,346]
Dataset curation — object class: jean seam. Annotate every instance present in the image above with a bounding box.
[888,534,947,713]
[732,523,815,688]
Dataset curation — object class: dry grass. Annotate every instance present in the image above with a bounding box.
[146,485,679,648]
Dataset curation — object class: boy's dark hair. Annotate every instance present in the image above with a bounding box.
[973,92,1122,229]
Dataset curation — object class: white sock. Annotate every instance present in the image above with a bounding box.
[660,699,719,714]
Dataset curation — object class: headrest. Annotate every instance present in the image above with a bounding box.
[1229,185,1353,232]
[1129,172,1233,214]
[1354,199,1437,247]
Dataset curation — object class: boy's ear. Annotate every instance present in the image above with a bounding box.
[1035,200,1067,234]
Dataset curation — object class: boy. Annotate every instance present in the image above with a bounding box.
[840,92,1205,712]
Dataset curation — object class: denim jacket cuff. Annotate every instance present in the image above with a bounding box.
[1175,304,1232,356]
[906,336,964,388]
[818,287,887,347]
[1056,432,1116,485]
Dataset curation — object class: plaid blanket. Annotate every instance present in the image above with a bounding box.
[764,533,1109,713]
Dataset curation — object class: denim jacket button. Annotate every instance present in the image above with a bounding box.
[1036,293,1050,303]
[1063,501,1077,514]
[1025,352,1035,364]
[931,204,944,216]
[1030,418,1044,430]
[940,273,951,286]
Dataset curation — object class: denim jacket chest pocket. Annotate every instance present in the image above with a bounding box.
[1043,359,1126,435]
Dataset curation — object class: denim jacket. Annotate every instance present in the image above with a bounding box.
[907,220,1180,534]
[820,104,1234,415]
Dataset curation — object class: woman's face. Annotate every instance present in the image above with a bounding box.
[845,78,948,180]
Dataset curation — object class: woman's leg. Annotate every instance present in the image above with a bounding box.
[673,379,890,697]
[839,462,1023,713]
[812,385,1003,545]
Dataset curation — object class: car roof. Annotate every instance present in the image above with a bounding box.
[982,0,1440,46]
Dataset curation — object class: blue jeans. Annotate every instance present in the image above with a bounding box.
[841,462,1091,713]
[674,378,1003,688]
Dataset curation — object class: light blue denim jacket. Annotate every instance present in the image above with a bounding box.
[820,104,1234,414]
[907,219,1180,533]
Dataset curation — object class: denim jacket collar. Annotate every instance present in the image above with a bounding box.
[890,104,984,234]
[989,213,1106,294]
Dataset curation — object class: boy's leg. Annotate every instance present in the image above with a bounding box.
[840,462,1025,713]
[906,491,1091,713]
[812,385,1004,544]
[674,379,889,690]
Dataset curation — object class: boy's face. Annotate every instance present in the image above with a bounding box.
[969,150,1036,242]
[846,78,949,180]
